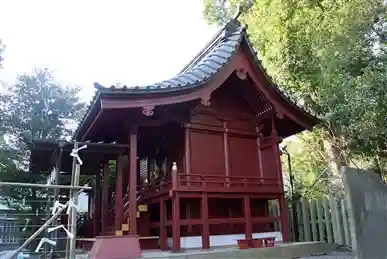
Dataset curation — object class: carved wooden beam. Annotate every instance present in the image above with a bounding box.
[236,69,247,80]
[276,112,284,119]
[142,106,155,116]
[200,94,211,107]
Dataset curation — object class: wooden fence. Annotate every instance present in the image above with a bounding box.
[269,197,353,247]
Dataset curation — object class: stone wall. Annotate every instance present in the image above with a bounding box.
[342,167,387,259]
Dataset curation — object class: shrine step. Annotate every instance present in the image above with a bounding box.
[85,235,160,253]
[102,223,133,236]
[89,235,141,259]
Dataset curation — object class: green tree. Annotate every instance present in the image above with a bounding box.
[282,131,345,200]
[0,69,86,246]
[203,0,387,182]
[1,68,85,155]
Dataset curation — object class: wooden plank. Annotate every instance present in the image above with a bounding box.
[309,200,318,241]
[287,202,296,242]
[269,201,274,216]
[301,199,311,241]
[335,198,344,245]
[122,224,129,231]
[139,236,160,240]
[138,204,148,212]
[268,200,279,231]
[341,199,351,246]
[323,198,333,243]
[316,199,325,242]
[275,201,280,231]
[77,238,96,242]
[329,197,343,245]
[296,201,304,241]
[328,197,338,243]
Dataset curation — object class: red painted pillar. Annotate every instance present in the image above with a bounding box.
[101,162,109,234]
[255,126,264,180]
[129,129,138,235]
[223,121,230,186]
[244,195,252,240]
[159,197,168,250]
[271,115,282,186]
[279,196,289,241]
[115,156,123,232]
[88,191,93,219]
[184,127,191,175]
[201,193,210,249]
[94,169,101,236]
[271,115,290,242]
[172,193,180,251]
[186,203,193,233]
[184,126,191,188]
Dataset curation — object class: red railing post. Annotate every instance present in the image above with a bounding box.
[172,162,178,189]
[243,178,248,188]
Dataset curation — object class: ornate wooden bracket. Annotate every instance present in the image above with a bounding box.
[200,95,211,106]
[276,112,284,119]
[256,124,265,136]
[236,69,247,80]
[142,106,154,116]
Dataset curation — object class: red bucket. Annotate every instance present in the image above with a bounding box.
[237,239,250,250]
[264,237,275,247]
[251,238,263,248]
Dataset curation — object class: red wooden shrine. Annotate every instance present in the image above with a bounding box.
[29,19,320,253]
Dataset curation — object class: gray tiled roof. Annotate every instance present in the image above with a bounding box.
[94,20,245,93]
[74,20,246,139]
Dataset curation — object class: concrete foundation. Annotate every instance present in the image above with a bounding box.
[142,241,337,259]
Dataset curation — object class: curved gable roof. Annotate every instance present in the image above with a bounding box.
[95,20,244,94]
[74,19,321,140]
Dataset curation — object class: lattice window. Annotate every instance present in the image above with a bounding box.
[139,158,148,184]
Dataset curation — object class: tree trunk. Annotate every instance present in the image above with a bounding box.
[325,138,348,174]
[324,134,348,196]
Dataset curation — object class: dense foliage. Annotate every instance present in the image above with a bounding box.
[203,0,387,197]
[0,67,85,245]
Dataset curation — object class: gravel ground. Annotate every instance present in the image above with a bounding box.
[76,247,355,259]
[299,247,354,259]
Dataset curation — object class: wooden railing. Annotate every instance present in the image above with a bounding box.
[139,174,171,198]
[106,163,282,230]
[98,173,172,234]
[121,175,172,218]
[170,161,281,193]
[177,174,280,188]
[176,173,280,191]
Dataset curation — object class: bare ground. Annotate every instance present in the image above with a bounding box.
[298,246,353,259]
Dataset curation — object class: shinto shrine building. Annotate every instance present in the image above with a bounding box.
[29,19,320,253]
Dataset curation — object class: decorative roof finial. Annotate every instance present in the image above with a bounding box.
[233,0,254,20]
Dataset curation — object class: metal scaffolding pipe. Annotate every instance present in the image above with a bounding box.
[0,181,92,190]
[6,187,87,259]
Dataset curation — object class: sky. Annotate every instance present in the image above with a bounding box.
[0,0,218,211]
[0,0,218,102]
